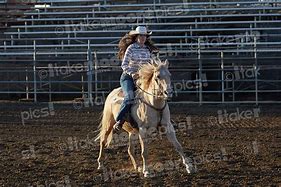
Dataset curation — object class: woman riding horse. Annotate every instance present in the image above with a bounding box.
[96,27,194,176]
[113,26,159,131]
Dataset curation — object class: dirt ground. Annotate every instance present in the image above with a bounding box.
[0,102,280,187]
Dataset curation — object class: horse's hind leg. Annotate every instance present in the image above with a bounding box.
[97,122,114,170]
[128,132,139,170]
[97,139,106,170]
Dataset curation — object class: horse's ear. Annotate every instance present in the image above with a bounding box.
[164,59,169,68]
[152,59,158,67]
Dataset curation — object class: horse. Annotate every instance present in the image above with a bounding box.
[95,59,193,177]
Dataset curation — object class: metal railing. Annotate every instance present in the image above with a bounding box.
[1,0,280,104]
[0,38,280,104]
[8,20,281,31]
[23,7,281,16]
[16,13,281,22]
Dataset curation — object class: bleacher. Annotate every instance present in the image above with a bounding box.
[0,0,281,104]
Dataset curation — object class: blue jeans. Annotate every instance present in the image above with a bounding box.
[116,73,136,122]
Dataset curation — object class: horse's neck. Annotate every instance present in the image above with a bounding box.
[142,85,166,109]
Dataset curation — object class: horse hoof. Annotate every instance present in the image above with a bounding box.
[97,164,104,170]
[186,165,195,174]
[143,171,150,178]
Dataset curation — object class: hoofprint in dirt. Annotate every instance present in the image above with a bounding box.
[0,102,280,186]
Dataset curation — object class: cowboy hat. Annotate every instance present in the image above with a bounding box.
[129,26,152,36]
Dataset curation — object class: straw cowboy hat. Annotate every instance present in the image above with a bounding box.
[129,26,152,36]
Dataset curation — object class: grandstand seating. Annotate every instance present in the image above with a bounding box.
[0,0,280,103]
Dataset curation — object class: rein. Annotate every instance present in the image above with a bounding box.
[135,81,169,99]
[134,81,167,126]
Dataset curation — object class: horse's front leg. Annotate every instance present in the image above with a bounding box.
[165,122,194,173]
[138,127,149,177]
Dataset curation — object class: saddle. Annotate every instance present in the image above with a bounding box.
[113,88,139,130]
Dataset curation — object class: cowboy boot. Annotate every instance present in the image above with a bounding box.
[113,119,125,131]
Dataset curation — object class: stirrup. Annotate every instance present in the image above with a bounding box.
[113,120,124,131]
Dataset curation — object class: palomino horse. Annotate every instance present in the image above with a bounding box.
[95,59,193,177]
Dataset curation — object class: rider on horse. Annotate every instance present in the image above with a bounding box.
[113,26,159,131]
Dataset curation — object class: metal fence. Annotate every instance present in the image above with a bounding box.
[1,0,281,104]
[1,37,280,104]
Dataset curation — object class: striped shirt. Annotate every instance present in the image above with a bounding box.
[121,42,151,76]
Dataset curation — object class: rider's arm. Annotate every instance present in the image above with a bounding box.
[121,45,133,75]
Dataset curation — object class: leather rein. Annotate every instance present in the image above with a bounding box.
[134,82,168,126]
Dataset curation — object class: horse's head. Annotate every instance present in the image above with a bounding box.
[137,59,173,99]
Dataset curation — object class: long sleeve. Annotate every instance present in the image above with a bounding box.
[121,45,133,75]
[120,43,151,76]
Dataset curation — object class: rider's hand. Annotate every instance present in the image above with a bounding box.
[132,73,139,80]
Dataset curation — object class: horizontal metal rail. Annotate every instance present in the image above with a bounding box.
[16,13,281,22]
[10,20,281,29]
[1,79,280,83]
[2,48,281,55]
[23,7,281,16]
[33,0,105,3]
[1,56,281,63]
[2,33,281,42]
[28,1,281,10]
[0,90,280,94]
[5,27,281,35]
[2,42,281,49]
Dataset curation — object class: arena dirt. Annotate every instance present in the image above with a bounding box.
[0,102,280,186]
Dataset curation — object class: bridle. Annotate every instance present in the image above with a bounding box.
[135,82,170,99]
[134,77,172,126]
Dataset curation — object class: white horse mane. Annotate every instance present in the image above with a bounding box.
[137,59,170,90]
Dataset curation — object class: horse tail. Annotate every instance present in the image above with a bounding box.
[95,92,115,147]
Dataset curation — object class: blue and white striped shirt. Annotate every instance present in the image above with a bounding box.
[121,42,151,76]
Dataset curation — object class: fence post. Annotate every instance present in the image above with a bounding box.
[254,35,258,105]
[93,51,98,100]
[221,51,224,103]
[87,40,93,106]
[232,63,235,102]
[33,40,37,102]
[198,38,202,105]
[48,70,52,102]
[81,75,84,97]
[25,69,29,100]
